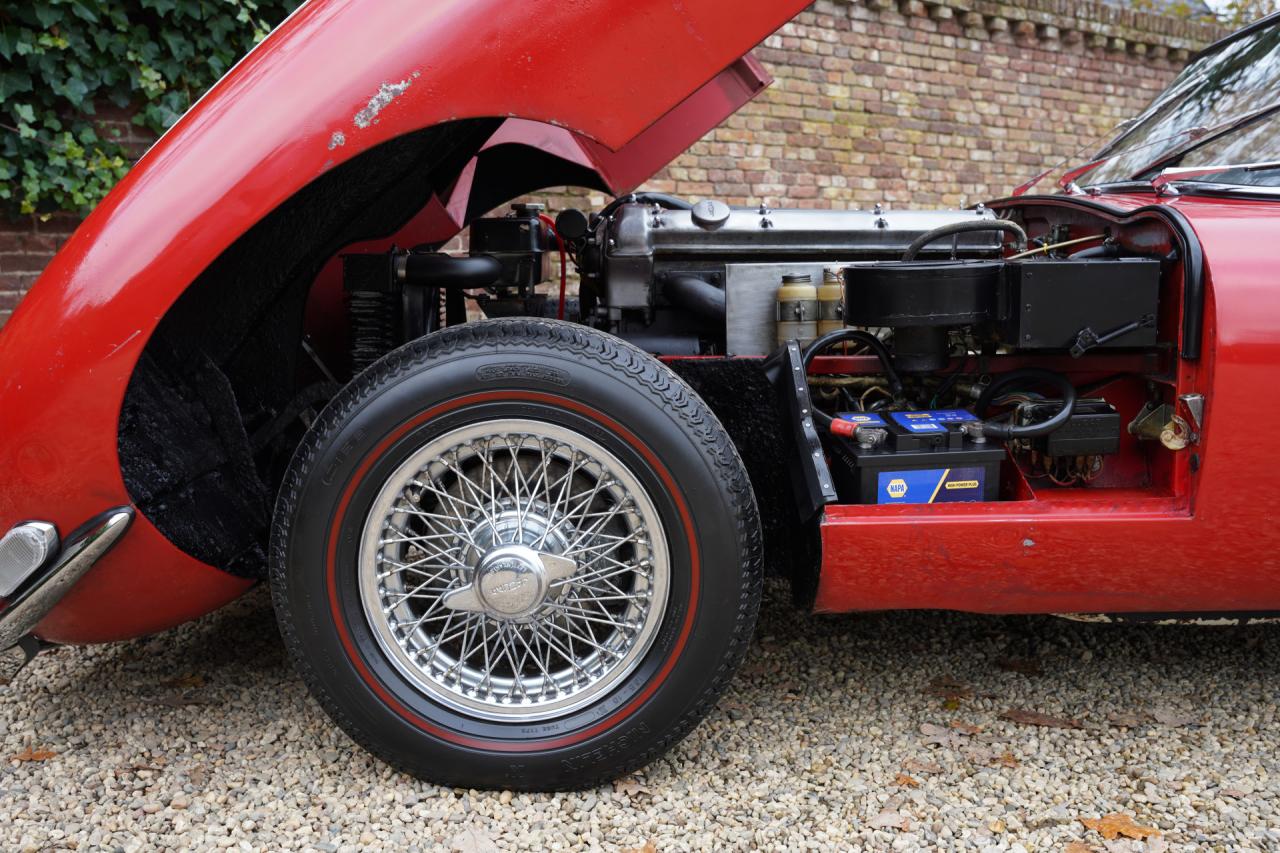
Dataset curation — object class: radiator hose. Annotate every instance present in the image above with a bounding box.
[901,219,1028,261]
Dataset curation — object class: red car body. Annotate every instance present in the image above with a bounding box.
[1,0,1276,647]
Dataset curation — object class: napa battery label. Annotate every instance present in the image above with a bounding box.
[889,410,978,434]
[876,466,987,504]
[836,413,888,428]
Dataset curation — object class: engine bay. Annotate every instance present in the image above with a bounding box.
[340,194,1199,521]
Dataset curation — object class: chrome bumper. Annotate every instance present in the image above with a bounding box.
[0,508,133,651]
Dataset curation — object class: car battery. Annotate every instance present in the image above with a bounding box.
[828,410,1005,505]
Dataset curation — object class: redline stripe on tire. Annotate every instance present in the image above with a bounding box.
[324,390,701,751]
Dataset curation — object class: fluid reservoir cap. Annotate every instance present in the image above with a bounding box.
[691,199,731,230]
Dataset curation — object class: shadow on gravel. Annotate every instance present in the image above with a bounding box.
[41,577,1280,733]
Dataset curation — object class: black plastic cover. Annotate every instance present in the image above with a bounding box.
[999,258,1160,351]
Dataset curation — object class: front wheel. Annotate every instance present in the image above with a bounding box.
[270,320,762,789]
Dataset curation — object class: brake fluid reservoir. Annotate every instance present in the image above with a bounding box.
[776,273,817,347]
[818,268,845,337]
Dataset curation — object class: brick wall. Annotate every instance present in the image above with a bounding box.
[0,0,1227,329]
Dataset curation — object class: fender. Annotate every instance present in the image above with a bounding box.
[0,0,805,643]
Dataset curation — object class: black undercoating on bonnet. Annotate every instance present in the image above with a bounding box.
[119,120,501,578]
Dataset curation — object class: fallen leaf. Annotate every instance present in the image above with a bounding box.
[1079,813,1161,841]
[13,747,56,762]
[450,827,499,853]
[161,673,206,690]
[1000,709,1082,729]
[951,721,983,735]
[156,694,213,708]
[923,676,974,700]
[920,722,974,748]
[902,757,944,774]
[1221,787,1248,798]
[867,810,910,830]
[621,843,657,853]
[1107,712,1148,727]
[997,657,1043,675]
[1064,843,1099,853]
[997,751,1019,768]
[942,697,963,711]
[613,777,649,797]
[1150,708,1197,727]
[892,773,919,788]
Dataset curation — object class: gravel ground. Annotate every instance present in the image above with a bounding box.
[1,582,1277,852]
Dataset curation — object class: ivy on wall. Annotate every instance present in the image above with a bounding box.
[0,0,304,218]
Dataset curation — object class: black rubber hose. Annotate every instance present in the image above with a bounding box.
[974,368,1077,439]
[400,253,502,289]
[660,274,726,322]
[901,219,1029,261]
[598,192,693,220]
[802,329,904,430]
[1069,243,1120,260]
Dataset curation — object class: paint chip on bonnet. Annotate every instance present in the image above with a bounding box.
[328,131,346,150]
[353,72,420,129]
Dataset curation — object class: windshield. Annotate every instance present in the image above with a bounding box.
[1071,17,1280,188]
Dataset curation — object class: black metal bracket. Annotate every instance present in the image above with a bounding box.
[764,341,838,521]
[1070,313,1156,358]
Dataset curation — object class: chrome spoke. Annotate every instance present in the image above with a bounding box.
[358,419,669,722]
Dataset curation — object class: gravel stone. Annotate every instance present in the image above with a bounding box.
[1,583,1277,850]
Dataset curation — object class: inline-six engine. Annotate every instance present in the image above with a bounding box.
[343,196,1167,509]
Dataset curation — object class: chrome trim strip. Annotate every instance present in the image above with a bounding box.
[0,508,134,650]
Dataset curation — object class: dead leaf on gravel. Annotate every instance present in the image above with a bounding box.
[1106,711,1148,727]
[1221,787,1248,798]
[450,827,499,853]
[613,777,650,797]
[1150,708,1197,727]
[1000,709,1082,729]
[622,843,657,853]
[1064,843,1099,853]
[997,657,1043,675]
[920,722,974,748]
[13,747,56,762]
[892,773,920,788]
[160,673,206,690]
[902,757,943,774]
[950,721,983,735]
[867,810,910,830]
[156,694,214,708]
[996,751,1019,768]
[924,676,974,701]
[1079,813,1161,841]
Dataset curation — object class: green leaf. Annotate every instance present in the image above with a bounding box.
[0,0,306,215]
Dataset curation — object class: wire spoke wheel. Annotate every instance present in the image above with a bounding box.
[359,419,670,721]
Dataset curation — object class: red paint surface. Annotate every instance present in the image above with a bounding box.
[0,0,795,643]
[1,0,1278,642]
